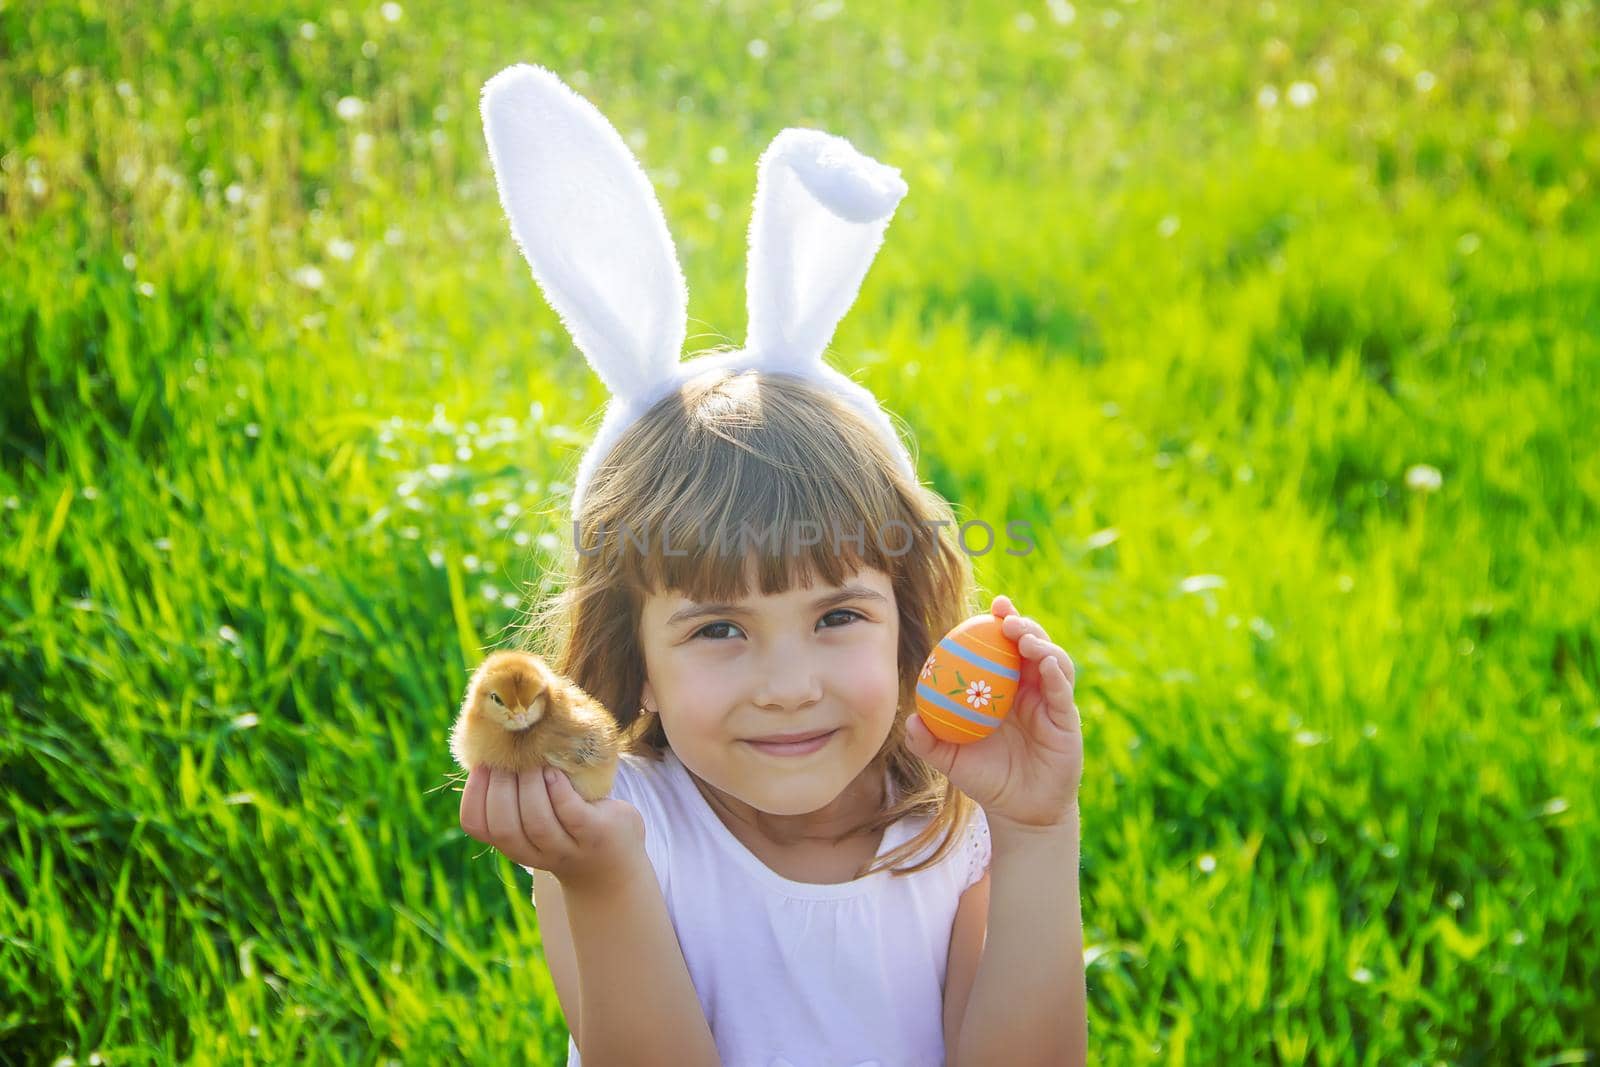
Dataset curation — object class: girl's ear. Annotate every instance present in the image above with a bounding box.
[480,64,688,406]
[742,128,908,373]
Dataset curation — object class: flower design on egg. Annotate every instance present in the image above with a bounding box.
[964,679,992,709]
[920,653,937,682]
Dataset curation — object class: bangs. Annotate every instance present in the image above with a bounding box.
[570,369,940,613]
[611,437,911,602]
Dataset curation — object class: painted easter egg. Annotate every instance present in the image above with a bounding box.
[914,613,1021,744]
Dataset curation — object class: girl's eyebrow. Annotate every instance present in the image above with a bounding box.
[665,584,888,627]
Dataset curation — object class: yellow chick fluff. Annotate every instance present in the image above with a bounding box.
[450,649,621,802]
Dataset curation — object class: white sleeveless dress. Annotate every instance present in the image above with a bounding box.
[526,748,991,1067]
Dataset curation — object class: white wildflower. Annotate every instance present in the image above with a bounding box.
[1404,464,1442,493]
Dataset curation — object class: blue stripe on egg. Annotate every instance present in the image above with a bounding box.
[916,683,1003,729]
[938,636,1021,680]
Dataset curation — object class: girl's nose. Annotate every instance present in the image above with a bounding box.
[752,645,823,710]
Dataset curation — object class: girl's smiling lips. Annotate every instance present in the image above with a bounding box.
[743,729,837,755]
[742,726,832,742]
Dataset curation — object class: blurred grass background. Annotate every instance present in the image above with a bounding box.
[3,0,1598,1063]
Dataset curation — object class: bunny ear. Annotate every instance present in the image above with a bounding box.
[480,64,687,403]
[743,128,908,370]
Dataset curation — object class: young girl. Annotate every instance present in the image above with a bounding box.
[458,64,1086,1066]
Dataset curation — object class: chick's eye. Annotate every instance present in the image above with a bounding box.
[489,692,504,706]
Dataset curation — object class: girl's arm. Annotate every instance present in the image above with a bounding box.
[553,856,720,1067]
[951,809,1086,1067]
[906,598,1088,1066]
[462,765,720,1066]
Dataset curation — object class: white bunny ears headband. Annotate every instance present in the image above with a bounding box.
[479,63,917,516]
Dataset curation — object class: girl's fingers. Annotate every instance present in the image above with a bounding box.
[1013,627,1076,687]
[995,601,1079,687]
[460,765,491,841]
[518,767,576,850]
[905,713,957,776]
[991,594,1018,619]
[1047,641,1076,687]
[544,768,591,837]
[1044,657,1081,734]
[1002,612,1044,643]
[484,767,524,845]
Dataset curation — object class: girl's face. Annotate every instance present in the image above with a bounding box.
[637,562,901,819]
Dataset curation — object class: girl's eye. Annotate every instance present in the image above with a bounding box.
[692,609,864,642]
[695,621,742,641]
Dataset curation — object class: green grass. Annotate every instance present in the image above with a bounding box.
[3,0,1598,1063]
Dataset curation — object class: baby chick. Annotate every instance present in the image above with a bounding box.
[450,649,621,802]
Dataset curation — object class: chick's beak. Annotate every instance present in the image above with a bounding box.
[503,693,547,732]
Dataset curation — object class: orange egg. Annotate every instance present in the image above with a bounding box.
[914,613,1021,744]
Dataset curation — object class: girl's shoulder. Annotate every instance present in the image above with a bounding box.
[888,798,990,892]
[605,748,685,892]
[609,747,678,807]
[959,801,991,891]
[881,773,991,893]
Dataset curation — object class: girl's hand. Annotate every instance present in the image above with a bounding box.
[905,595,1083,832]
[459,764,646,894]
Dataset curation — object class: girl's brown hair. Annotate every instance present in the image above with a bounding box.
[520,364,978,878]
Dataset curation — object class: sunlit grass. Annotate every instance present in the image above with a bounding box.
[3,0,1598,1063]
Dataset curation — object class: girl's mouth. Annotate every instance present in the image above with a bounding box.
[744,730,837,757]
